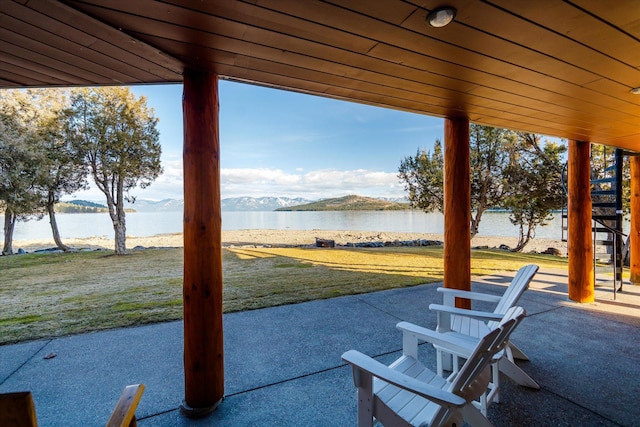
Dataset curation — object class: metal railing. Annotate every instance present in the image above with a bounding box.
[592,217,626,299]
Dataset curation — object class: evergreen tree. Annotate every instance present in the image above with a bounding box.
[503,134,566,252]
[469,125,515,237]
[68,87,162,255]
[0,90,46,254]
[398,124,514,238]
[398,140,444,213]
[30,89,89,251]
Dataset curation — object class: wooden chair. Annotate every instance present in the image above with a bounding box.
[342,307,525,427]
[0,384,144,427]
[429,264,539,414]
[106,384,146,427]
[0,391,38,427]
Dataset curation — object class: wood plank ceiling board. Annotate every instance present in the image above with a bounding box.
[1,0,639,150]
[339,0,640,124]
[75,0,632,134]
[0,39,97,85]
[69,2,551,121]
[488,0,640,68]
[571,0,640,39]
[251,1,640,132]
[0,0,183,86]
[137,32,581,139]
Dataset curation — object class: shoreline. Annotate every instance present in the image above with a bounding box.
[11,229,568,255]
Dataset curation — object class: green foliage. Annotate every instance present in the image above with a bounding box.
[398,139,444,213]
[0,90,49,253]
[398,125,516,237]
[503,134,566,251]
[398,125,565,250]
[55,202,109,213]
[67,200,106,208]
[0,88,92,253]
[68,87,162,254]
[469,125,516,236]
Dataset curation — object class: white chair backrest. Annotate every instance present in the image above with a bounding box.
[491,264,538,320]
[428,308,524,426]
[449,306,526,397]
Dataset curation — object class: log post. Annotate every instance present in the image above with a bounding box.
[630,156,640,285]
[443,117,471,308]
[181,70,224,416]
[567,140,594,302]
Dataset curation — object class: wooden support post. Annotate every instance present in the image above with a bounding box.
[181,70,224,416]
[630,156,640,285]
[567,140,594,302]
[443,117,471,308]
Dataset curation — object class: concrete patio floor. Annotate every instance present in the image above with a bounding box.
[1,268,638,426]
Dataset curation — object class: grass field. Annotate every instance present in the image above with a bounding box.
[0,246,568,345]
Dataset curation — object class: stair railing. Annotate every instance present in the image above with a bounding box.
[592,217,626,299]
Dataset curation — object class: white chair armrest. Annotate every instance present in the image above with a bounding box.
[429,304,504,322]
[341,350,466,408]
[396,321,478,356]
[437,287,502,303]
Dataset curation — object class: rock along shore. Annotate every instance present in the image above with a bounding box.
[11,229,567,255]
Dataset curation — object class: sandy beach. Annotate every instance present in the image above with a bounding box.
[12,229,567,255]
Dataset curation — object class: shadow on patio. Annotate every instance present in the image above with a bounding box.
[1,268,638,426]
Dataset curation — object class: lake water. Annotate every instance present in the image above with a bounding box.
[1,210,569,241]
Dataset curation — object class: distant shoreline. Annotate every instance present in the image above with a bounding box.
[12,229,567,255]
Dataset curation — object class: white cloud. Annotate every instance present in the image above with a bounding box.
[64,165,406,202]
[220,167,403,199]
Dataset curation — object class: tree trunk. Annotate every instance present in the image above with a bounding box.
[3,207,16,255]
[470,204,486,239]
[622,233,631,267]
[47,194,70,252]
[513,223,533,252]
[113,219,126,255]
[112,204,127,255]
[113,180,127,255]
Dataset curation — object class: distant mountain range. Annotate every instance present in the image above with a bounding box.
[122,196,314,212]
[66,195,409,212]
[124,198,184,212]
[221,196,313,211]
[276,195,410,211]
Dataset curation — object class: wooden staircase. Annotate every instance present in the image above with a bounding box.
[561,146,625,296]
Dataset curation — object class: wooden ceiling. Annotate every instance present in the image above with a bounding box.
[2,0,640,150]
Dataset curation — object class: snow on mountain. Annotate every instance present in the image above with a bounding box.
[221,196,314,211]
[123,197,315,212]
[124,198,184,212]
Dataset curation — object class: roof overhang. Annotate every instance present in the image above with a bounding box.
[2,0,640,149]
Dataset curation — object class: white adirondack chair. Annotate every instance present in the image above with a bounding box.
[429,264,539,414]
[342,306,525,427]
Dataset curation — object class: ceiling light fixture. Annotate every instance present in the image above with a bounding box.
[427,6,457,28]
[630,87,640,95]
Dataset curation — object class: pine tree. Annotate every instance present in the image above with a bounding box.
[68,87,162,255]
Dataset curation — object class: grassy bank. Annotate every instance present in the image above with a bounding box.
[0,246,568,345]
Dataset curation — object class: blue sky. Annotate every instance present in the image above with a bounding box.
[73,80,444,201]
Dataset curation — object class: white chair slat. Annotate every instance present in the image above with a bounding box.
[432,264,539,415]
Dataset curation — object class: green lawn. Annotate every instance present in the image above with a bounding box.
[0,246,568,344]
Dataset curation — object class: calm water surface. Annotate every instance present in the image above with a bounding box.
[2,210,569,241]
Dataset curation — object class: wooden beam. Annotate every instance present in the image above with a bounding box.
[443,117,471,308]
[630,155,640,285]
[567,140,594,302]
[181,70,224,416]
